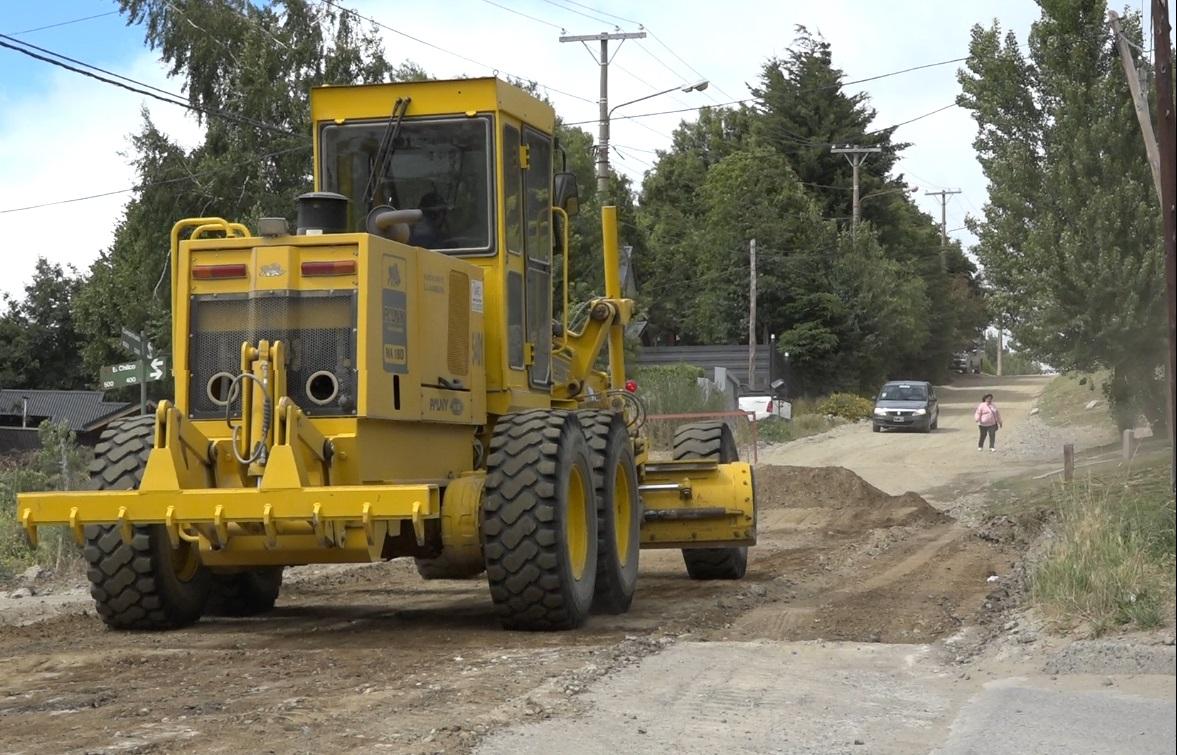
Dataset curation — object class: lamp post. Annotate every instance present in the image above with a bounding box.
[598,80,709,201]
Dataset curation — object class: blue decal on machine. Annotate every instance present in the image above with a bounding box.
[382,254,408,374]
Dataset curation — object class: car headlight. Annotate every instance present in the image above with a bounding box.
[914,408,927,415]
[873,408,887,416]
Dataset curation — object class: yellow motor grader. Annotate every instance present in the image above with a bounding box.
[17,78,755,630]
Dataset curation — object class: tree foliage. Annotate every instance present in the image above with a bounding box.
[958,1,1166,430]
[74,1,414,377]
[0,259,86,390]
[635,26,986,392]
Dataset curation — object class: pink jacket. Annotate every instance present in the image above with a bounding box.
[975,402,1001,426]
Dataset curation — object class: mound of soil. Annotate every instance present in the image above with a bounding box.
[755,464,948,531]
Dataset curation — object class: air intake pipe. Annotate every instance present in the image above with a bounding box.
[365,205,423,243]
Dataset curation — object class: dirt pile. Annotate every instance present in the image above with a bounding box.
[755,464,948,531]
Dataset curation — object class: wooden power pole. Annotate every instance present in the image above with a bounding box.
[1152,0,1176,489]
[559,30,647,202]
[831,145,882,238]
[1110,10,1164,199]
[926,188,962,270]
[747,239,757,391]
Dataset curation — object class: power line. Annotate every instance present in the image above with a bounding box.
[6,10,119,36]
[557,0,640,26]
[0,34,297,135]
[540,0,621,27]
[0,144,311,215]
[868,103,957,133]
[475,0,562,31]
[645,30,737,102]
[318,0,596,105]
[1,32,191,103]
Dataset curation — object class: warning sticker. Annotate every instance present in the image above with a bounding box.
[470,279,484,314]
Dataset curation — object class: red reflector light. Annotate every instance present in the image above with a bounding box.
[192,264,248,280]
[624,379,638,393]
[301,260,356,277]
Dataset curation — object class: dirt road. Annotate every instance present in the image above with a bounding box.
[760,374,1059,498]
[0,375,1168,753]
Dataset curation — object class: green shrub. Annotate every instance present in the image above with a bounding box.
[633,364,729,454]
[632,364,726,416]
[817,392,873,421]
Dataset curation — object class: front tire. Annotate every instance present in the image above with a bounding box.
[83,416,210,630]
[483,411,598,630]
[674,422,749,580]
[580,411,641,615]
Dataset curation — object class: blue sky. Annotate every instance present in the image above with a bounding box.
[2,1,1167,300]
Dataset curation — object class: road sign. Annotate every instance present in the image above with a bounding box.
[120,328,154,357]
[99,356,169,390]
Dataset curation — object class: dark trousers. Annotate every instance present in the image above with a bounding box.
[978,424,997,448]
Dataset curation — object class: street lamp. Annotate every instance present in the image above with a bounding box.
[597,80,709,200]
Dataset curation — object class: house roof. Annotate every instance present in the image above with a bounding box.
[0,389,136,432]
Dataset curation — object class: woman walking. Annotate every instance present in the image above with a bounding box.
[974,393,1002,451]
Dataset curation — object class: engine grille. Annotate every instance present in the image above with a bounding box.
[188,291,357,418]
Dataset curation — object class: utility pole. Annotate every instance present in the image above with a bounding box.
[748,239,757,391]
[1152,0,1176,489]
[139,329,148,416]
[559,30,647,201]
[926,188,962,270]
[1110,10,1164,199]
[996,316,1004,377]
[831,145,882,238]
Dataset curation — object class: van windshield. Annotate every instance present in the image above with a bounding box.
[879,384,927,401]
[319,116,494,254]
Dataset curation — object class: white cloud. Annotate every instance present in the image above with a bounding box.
[0,52,203,298]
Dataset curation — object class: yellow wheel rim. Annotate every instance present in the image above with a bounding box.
[613,462,633,563]
[566,465,589,580]
[170,539,201,583]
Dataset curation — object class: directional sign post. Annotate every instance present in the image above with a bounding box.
[100,336,168,415]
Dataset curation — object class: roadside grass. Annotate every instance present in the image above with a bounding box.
[758,413,846,444]
[1037,371,1114,429]
[1029,454,1175,636]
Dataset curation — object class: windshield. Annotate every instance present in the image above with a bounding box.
[319,116,493,253]
[878,384,927,401]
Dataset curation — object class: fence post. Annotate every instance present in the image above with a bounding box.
[1122,428,1135,460]
[1063,443,1075,482]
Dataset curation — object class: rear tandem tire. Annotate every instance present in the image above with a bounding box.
[482,411,598,630]
[579,410,641,615]
[673,421,749,580]
[414,551,486,580]
[206,567,284,616]
[82,416,210,630]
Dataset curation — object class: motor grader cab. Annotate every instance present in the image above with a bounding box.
[17,78,756,631]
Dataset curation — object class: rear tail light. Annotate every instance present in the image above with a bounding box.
[301,260,356,277]
[624,379,638,393]
[192,263,248,280]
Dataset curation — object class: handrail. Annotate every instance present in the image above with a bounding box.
[168,217,251,315]
[553,205,571,348]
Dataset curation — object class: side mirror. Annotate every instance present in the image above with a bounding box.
[554,172,580,217]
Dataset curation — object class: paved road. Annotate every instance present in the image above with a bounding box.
[480,640,1175,754]
[480,375,1176,754]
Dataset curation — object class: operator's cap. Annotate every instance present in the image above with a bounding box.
[418,192,450,212]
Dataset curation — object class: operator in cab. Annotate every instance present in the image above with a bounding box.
[409,191,452,249]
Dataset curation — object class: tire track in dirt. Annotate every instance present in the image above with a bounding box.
[0,464,1013,753]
